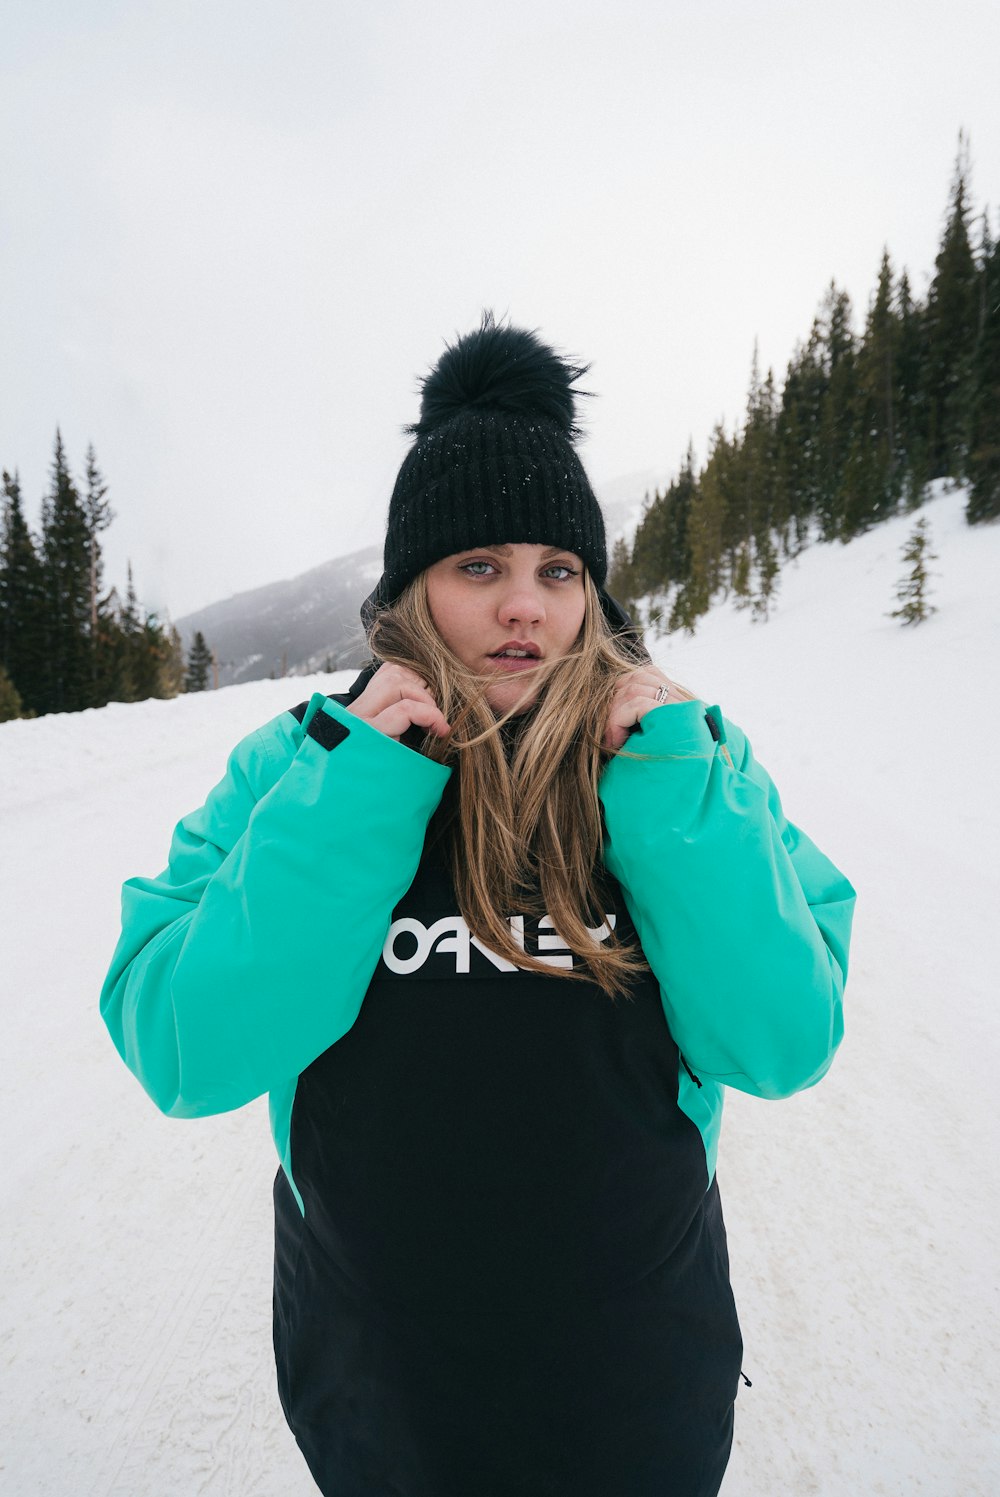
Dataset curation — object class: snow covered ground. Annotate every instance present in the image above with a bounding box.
[2,484,998,1495]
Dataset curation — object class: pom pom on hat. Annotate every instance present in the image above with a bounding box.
[408,312,590,440]
[379,311,607,603]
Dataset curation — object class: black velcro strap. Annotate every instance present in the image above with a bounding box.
[307,710,350,752]
[288,691,353,725]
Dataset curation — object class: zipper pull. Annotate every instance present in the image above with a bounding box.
[738,1368,753,1388]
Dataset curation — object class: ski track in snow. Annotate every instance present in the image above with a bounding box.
[2,485,998,1495]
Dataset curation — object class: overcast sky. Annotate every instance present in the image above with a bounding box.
[2,1,999,618]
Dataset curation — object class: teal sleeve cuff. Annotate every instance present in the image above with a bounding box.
[299,692,452,798]
[627,698,717,756]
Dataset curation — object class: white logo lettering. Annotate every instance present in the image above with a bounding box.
[381,911,616,976]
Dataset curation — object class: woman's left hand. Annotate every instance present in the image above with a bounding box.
[602,667,689,751]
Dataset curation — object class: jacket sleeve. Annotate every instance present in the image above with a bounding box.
[599,699,855,1100]
[100,694,452,1118]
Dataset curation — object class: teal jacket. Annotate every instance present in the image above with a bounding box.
[100,690,855,1209]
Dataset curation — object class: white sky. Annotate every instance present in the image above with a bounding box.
[2,0,999,618]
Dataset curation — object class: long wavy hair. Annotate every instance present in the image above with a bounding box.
[368,572,695,998]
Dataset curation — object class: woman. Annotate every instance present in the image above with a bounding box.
[101,315,855,1497]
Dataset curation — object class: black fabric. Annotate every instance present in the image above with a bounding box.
[379,320,608,606]
[272,847,742,1497]
[305,708,350,752]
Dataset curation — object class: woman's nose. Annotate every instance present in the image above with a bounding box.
[498,583,545,627]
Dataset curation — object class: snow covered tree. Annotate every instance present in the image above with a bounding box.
[185,630,213,691]
[888,516,938,625]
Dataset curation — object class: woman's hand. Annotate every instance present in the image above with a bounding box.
[346,664,451,742]
[602,667,690,752]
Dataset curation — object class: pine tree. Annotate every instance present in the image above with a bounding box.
[740,352,777,528]
[729,349,783,617]
[665,580,698,634]
[185,630,213,691]
[607,535,640,612]
[775,332,825,554]
[0,663,23,722]
[1,469,48,713]
[888,516,938,625]
[625,489,665,596]
[815,283,857,540]
[842,250,904,535]
[922,133,979,479]
[629,456,696,597]
[729,539,753,610]
[38,431,92,714]
[159,621,185,697]
[82,445,115,705]
[111,561,142,702]
[130,615,169,699]
[966,209,1000,522]
[895,270,930,507]
[687,424,734,611]
[666,445,698,585]
[751,526,780,621]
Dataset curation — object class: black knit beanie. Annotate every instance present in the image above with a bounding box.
[376,313,608,605]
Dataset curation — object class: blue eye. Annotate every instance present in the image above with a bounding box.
[542,564,577,581]
[460,560,496,577]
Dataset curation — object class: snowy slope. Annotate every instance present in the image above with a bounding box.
[1,484,998,1496]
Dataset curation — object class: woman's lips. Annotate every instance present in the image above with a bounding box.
[486,648,541,673]
[486,653,541,673]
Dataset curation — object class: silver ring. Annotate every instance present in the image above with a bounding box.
[654,683,671,704]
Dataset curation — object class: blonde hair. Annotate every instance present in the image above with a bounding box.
[369,573,691,998]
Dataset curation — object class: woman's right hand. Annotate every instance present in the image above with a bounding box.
[345,664,451,742]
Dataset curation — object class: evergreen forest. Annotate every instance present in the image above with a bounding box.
[0,436,187,721]
[608,135,1000,631]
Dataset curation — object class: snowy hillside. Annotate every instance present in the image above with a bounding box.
[1,483,998,1496]
[173,543,383,687]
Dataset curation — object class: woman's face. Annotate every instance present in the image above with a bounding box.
[424,542,587,715]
